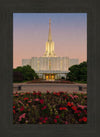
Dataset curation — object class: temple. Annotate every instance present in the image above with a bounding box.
[22,19,79,80]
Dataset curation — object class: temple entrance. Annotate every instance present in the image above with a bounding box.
[45,74,55,80]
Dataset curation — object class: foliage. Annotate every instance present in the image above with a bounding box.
[67,62,87,82]
[61,77,65,80]
[13,91,87,124]
[13,65,39,82]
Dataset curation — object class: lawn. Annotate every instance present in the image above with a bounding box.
[13,91,87,124]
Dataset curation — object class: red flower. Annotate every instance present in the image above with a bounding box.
[67,102,72,107]
[54,119,57,123]
[59,107,63,110]
[79,117,87,122]
[82,117,87,122]
[24,97,29,101]
[47,91,50,94]
[42,120,46,123]
[65,121,68,124]
[13,106,15,109]
[71,106,77,111]
[44,117,48,120]
[63,107,67,110]
[15,94,19,97]
[33,92,36,95]
[74,95,78,98]
[13,110,16,114]
[28,100,32,103]
[41,106,47,110]
[77,104,87,109]
[59,107,67,110]
[36,92,41,96]
[57,93,60,96]
[71,102,74,106]
[40,99,44,104]
[84,109,87,114]
[74,110,81,114]
[39,117,43,121]
[70,94,74,99]
[53,92,56,95]
[79,118,82,122]
[18,113,26,121]
[34,98,40,101]
[20,106,24,111]
[55,115,59,119]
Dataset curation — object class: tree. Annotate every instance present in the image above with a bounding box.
[13,71,24,82]
[13,65,39,82]
[67,61,87,82]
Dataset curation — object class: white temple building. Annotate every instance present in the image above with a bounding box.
[22,19,79,80]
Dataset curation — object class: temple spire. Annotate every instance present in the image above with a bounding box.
[43,19,56,57]
[48,19,52,41]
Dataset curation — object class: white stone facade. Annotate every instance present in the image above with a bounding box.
[22,57,78,80]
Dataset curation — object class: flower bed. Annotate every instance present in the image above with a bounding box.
[13,91,87,124]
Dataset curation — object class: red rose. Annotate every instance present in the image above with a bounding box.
[20,106,24,111]
[42,120,46,123]
[44,117,48,120]
[13,110,16,114]
[59,107,67,110]
[24,97,29,101]
[67,102,72,107]
[57,93,60,96]
[47,91,50,94]
[53,92,56,95]
[71,102,74,106]
[40,99,44,104]
[79,118,82,122]
[65,121,68,124]
[13,106,15,109]
[33,92,36,95]
[34,98,40,101]
[54,119,57,123]
[71,106,77,111]
[82,117,87,122]
[41,106,47,110]
[39,117,43,121]
[79,117,87,122]
[63,107,67,110]
[59,107,63,110]
[55,115,59,119]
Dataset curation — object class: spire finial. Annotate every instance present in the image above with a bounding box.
[48,19,52,41]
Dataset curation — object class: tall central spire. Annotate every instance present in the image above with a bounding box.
[43,19,56,57]
[48,19,52,41]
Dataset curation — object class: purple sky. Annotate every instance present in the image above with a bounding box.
[13,13,87,68]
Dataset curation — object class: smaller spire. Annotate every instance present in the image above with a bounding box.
[48,19,52,41]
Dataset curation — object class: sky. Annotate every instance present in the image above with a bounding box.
[13,13,87,68]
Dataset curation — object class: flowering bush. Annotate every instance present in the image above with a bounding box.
[13,91,87,124]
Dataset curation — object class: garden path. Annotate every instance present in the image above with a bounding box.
[13,83,87,93]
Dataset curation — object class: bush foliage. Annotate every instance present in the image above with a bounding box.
[13,65,39,82]
[67,62,87,82]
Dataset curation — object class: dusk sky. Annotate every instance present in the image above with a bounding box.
[13,13,87,68]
